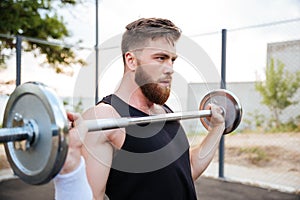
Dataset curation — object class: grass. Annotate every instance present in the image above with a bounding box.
[238,146,271,165]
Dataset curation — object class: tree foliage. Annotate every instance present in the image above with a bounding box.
[0,0,84,73]
[255,58,300,128]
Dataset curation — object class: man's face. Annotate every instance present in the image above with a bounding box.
[134,38,177,105]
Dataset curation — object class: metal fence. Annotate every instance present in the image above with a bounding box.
[185,18,300,193]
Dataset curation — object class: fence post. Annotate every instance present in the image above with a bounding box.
[16,35,22,86]
[219,29,227,178]
[95,0,99,105]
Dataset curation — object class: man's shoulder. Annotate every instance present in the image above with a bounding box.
[83,102,121,120]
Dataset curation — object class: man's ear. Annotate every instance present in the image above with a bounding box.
[124,52,137,71]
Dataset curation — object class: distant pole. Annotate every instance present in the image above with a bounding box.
[95,0,99,104]
[219,29,227,178]
[16,35,22,86]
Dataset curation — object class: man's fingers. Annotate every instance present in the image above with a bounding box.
[67,112,81,122]
[208,103,225,125]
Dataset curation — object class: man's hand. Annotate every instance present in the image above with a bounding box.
[207,103,225,129]
[59,112,88,174]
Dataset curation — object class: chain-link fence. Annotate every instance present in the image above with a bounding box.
[186,18,300,193]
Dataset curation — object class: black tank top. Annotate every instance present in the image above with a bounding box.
[100,94,197,200]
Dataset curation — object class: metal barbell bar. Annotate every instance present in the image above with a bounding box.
[85,110,212,132]
[0,127,30,143]
[1,82,242,185]
[1,111,213,141]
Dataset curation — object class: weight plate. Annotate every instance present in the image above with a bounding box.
[199,89,242,134]
[3,82,68,185]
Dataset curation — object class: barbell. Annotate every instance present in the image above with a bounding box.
[0,82,242,185]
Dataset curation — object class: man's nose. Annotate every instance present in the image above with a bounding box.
[163,61,174,75]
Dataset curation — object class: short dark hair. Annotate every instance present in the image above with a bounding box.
[121,18,181,61]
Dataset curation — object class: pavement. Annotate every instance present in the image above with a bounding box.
[0,166,299,200]
[203,162,300,194]
[0,175,299,200]
[0,145,299,199]
[195,177,300,200]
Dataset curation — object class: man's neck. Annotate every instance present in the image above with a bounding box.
[115,87,153,114]
[115,79,167,115]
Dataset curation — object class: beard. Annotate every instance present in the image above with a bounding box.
[135,62,171,105]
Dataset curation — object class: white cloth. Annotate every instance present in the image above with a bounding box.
[54,157,93,200]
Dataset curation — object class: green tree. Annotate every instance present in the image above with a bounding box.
[255,58,300,128]
[0,0,84,73]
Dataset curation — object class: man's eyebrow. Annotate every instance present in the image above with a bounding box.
[152,52,178,60]
[130,47,178,59]
[152,50,178,59]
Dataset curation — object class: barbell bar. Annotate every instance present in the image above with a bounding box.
[85,110,211,132]
[1,82,242,185]
[0,110,214,141]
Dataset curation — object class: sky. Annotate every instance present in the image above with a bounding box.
[1,0,300,98]
[64,0,300,46]
[62,0,300,82]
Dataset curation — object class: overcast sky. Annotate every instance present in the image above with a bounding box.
[63,0,300,46]
[61,0,300,84]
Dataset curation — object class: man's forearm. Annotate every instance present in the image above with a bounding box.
[190,123,225,180]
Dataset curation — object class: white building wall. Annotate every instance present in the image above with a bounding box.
[184,80,300,134]
[267,39,300,73]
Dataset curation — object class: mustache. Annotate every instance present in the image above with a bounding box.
[137,76,173,86]
[158,76,172,83]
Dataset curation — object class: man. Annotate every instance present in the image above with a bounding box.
[54,18,225,200]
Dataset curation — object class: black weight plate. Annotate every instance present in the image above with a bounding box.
[199,89,242,134]
[3,82,68,185]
